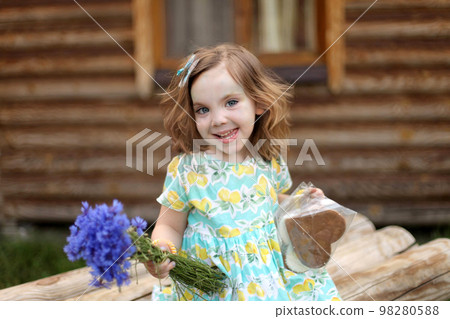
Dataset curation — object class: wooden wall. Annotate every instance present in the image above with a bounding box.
[296,0,450,225]
[0,0,449,228]
[0,0,162,224]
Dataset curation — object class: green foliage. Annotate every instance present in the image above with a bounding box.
[407,224,450,246]
[0,228,85,290]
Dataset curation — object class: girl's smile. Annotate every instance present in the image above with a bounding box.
[191,63,264,162]
[213,128,239,143]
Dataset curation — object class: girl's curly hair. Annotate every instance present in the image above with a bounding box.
[161,43,292,161]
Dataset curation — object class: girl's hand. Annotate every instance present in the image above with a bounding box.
[310,187,325,198]
[144,243,176,279]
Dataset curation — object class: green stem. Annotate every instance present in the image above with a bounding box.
[128,229,227,296]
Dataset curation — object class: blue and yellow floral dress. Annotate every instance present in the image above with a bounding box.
[152,152,341,301]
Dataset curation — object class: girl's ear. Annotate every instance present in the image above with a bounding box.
[255,104,265,115]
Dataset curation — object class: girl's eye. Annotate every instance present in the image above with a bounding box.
[226,99,238,107]
[195,106,209,114]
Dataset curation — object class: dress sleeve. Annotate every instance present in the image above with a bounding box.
[272,156,292,194]
[156,155,191,213]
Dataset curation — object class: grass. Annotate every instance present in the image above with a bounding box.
[0,224,85,290]
[405,224,450,245]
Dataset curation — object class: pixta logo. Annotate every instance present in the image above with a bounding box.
[126,129,172,176]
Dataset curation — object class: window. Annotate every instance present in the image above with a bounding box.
[132,0,344,97]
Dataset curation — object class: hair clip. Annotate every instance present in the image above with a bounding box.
[177,54,195,76]
[177,55,199,88]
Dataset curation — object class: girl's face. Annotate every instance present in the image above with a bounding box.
[191,63,264,162]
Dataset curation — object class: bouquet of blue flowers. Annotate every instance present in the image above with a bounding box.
[64,200,226,296]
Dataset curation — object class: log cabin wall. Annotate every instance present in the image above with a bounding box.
[0,0,449,228]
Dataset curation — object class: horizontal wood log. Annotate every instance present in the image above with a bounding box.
[346,20,450,40]
[346,46,450,67]
[288,147,450,174]
[3,197,449,226]
[290,96,450,123]
[396,272,450,301]
[343,68,450,94]
[0,267,95,301]
[0,262,166,301]
[0,2,130,24]
[2,94,449,125]
[2,146,449,175]
[0,29,133,51]
[0,100,163,126]
[293,174,450,202]
[0,55,133,76]
[2,200,161,223]
[346,6,450,22]
[346,0,450,10]
[0,77,136,100]
[3,171,449,201]
[2,175,449,225]
[335,238,450,301]
[2,123,449,150]
[1,174,163,200]
[327,226,416,281]
[65,266,170,301]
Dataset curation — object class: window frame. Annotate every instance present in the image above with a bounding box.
[132,0,345,97]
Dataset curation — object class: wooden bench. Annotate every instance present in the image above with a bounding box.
[0,214,448,301]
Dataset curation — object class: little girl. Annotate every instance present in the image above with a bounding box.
[146,43,341,301]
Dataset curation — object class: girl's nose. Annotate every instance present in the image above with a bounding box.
[211,109,227,126]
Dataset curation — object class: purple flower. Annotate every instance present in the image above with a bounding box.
[131,216,148,236]
[64,200,144,288]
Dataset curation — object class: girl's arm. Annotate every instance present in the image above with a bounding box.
[277,188,325,204]
[151,205,188,250]
[145,205,188,279]
[278,193,289,204]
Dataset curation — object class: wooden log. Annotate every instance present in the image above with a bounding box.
[343,68,450,94]
[2,147,450,175]
[0,2,131,25]
[0,76,136,100]
[396,273,450,301]
[0,149,165,174]
[0,100,163,125]
[0,55,133,76]
[287,147,450,174]
[65,266,170,301]
[290,123,450,148]
[346,47,450,67]
[346,0,450,10]
[0,263,166,301]
[3,122,449,150]
[336,238,450,301]
[65,275,169,301]
[2,200,161,224]
[1,174,163,201]
[327,226,416,281]
[346,20,450,40]
[291,173,450,202]
[3,194,449,227]
[2,94,449,125]
[0,266,97,301]
[0,29,133,50]
[290,95,450,122]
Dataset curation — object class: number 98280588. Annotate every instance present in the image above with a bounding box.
[379,305,439,316]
